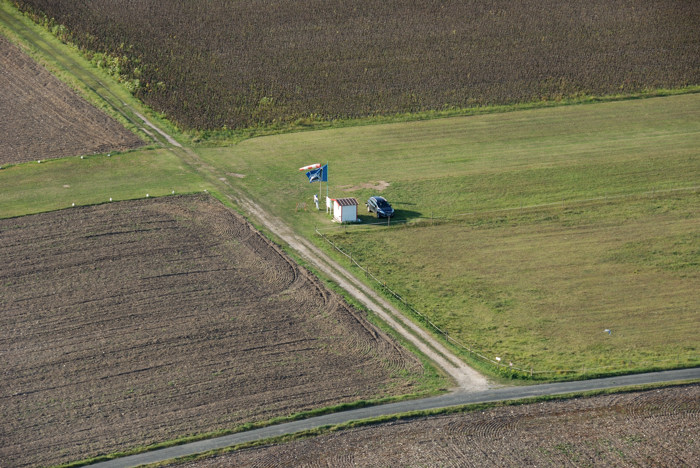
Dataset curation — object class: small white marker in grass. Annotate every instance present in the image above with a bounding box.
[37,160,41,163]
[72,203,75,207]
[146,193,150,198]
[109,198,112,202]
[80,155,84,159]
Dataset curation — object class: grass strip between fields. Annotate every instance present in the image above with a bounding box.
[0,149,213,219]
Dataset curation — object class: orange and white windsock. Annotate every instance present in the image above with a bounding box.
[299,163,321,171]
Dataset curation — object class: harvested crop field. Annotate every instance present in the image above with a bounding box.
[179,384,700,467]
[0,34,143,165]
[0,195,425,467]
[14,0,700,129]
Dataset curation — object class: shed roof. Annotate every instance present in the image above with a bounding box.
[334,197,359,206]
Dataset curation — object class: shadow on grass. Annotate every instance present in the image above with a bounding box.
[356,209,423,225]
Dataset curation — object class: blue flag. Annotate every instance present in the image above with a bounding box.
[306,167,321,183]
[306,164,328,183]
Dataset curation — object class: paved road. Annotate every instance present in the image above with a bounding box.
[92,367,699,467]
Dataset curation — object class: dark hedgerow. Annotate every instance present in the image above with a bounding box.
[14,0,700,131]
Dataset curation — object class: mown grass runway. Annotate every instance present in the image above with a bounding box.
[202,94,698,229]
[201,94,700,378]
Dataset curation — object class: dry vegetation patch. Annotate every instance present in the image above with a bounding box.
[0,195,424,467]
[179,384,700,467]
[0,34,143,165]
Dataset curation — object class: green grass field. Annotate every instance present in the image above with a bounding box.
[200,94,700,377]
[330,193,698,376]
[0,149,210,219]
[200,94,699,230]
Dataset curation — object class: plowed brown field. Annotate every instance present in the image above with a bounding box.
[183,384,700,467]
[0,195,424,467]
[14,0,700,129]
[0,34,143,166]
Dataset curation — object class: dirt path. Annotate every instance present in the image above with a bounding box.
[161,137,489,390]
[159,135,489,390]
[233,193,489,390]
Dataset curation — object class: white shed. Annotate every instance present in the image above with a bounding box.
[332,197,359,223]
